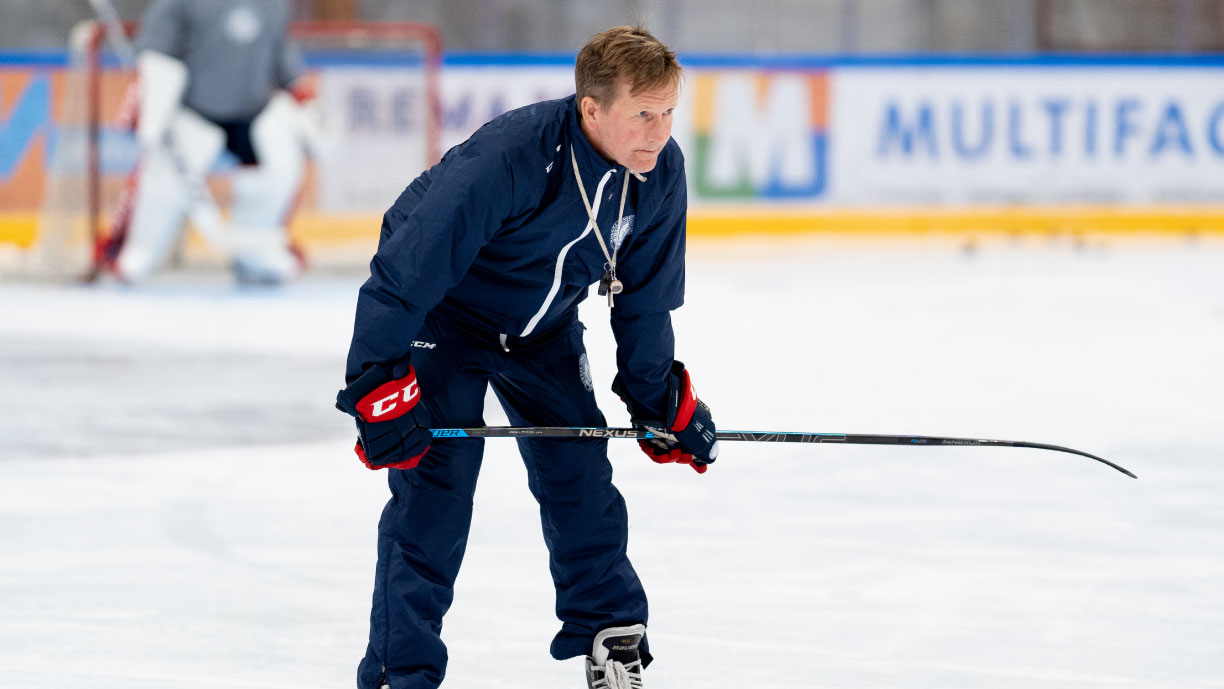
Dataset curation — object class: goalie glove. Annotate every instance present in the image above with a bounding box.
[335,363,432,470]
[286,74,329,160]
[612,361,719,474]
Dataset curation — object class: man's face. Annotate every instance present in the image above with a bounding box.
[581,79,679,173]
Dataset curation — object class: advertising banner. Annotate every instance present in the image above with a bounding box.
[829,65,1224,206]
[0,67,57,245]
[312,65,574,214]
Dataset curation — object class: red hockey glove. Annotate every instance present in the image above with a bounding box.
[336,364,432,470]
[612,361,719,474]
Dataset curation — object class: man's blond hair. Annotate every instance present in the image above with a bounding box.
[575,25,682,106]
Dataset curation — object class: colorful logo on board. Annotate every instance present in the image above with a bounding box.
[691,71,828,199]
[0,72,50,183]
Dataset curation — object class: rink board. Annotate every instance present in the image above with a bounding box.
[4,53,1224,251]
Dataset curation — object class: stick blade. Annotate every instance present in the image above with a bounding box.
[1013,441,1137,479]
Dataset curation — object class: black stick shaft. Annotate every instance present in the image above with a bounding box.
[429,427,1136,479]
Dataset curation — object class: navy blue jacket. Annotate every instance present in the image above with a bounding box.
[344,95,688,416]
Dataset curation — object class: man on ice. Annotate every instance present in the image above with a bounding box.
[336,25,718,689]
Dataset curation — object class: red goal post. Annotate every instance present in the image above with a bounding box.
[28,20,443,281]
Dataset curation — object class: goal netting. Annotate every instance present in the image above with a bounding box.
[5,20,441,282]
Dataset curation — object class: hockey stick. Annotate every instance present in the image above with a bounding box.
[85,0,133,62]
[428,427,1137,478]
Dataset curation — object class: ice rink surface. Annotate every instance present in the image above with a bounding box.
[2,236,1222,689]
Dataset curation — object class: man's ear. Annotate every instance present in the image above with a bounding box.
[580,95,600,124]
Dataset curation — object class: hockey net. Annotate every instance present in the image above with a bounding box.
[6,20,441,282]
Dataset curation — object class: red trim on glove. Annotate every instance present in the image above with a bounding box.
[672,368,699,431]
[637,441,707,474]
[354,441,429,471]
[355,367,421,422]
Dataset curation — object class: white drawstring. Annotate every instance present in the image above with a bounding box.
[571,145,645,307]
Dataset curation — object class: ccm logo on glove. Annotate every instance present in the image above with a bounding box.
[357,376,420,421]
[336,364,433,471]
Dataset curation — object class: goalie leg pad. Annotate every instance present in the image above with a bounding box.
[115,110,225,282]
[135,50,187,148]
[228,94,306,282]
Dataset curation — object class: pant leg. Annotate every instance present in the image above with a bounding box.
[488,322,650,663]
[358,318,496,689]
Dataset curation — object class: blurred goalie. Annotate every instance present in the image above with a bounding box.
[99,0,319,284]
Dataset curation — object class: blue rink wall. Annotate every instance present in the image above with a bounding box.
[3,52,1224,248]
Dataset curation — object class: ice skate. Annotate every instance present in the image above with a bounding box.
[584,624,645,689]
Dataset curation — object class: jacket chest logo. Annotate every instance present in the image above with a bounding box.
[610,215,635,251]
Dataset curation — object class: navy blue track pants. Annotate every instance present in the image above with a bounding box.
[357,313,649,689]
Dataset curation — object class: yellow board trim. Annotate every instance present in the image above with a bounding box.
[289,214,380,245]
[288,208,1224,242]
[686,207,1224,236]
[4,207,1224,250]
[0,214,39,248]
